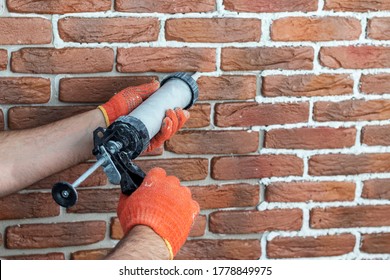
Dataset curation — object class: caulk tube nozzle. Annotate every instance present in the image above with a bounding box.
[115,72,198,156]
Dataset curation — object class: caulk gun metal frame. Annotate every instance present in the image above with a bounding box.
[52,72,199,208]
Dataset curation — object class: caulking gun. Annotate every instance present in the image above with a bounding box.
[52,72,198,208]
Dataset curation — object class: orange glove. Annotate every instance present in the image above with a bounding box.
[146,108,190,152]
[117,168,200,259]
[98,80,160,126]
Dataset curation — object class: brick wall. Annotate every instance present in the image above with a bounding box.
[1,0,390,260]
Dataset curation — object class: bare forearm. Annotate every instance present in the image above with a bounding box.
[105,225,170,260]
[0,109,105,197]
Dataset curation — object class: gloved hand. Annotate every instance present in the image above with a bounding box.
[98,80,160,126]
[98,81,189,151]
[117,167,200,259]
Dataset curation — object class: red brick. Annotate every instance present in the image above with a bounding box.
[268,234,355,258]
[212,155,303,180]
[324,0,390,12]
[136,158,208,181]
[362,125,390,146]
[59,17,159,43]
[222,47,313,71]
[71,249,111,260]
[368,18,390,40]
[272,17,360,41]
[362,179,390,199]
[0,192,59,220]
[360,74,390,94]
[67,189,118,214]
[266,181,355,202]
[3,253,65,260]
[110,215,206,240]
[224,0,317,12]
[0,49,7,70]
[215,102,309,127]
[320,46,390,69]
[0,77,50,104]
[265,127,356,149]
[361,233,390,253]
[166,18,261,43]
[11,48,114,74]
[263,74,353,97]
[176,239,261,260]
[166,130,259,154]
[6,221,106,249]
[311,206,390,228]
[314,100,390,122]
[115,0,215,13]
[59,76,158,103]
[7,0,111,14]
[117,48,216,73]
[190,184,259,209]
[210,209,302,234]
[8,106,95,130]
[29,162,107,189]
[0,109,4,130]
[198,75,256,100]
[185,104,210,128]
[310,153,390,176]
[0,17,51,45]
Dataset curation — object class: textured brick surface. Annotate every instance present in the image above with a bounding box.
[212,155,303,180]
[3,253,65,260]
[198,75,257,100]
[360,74,390,94]
[324,0,390,12]
[320,46,390,69]
[0,17,52,45]
[166,130,259,154]
[361,233,390,253]
[362,125,390,146]
[59,17,159,43]
[136,158,208,181]
[0,49,7,70]
[311,206,390,228]
[268,234,355,258]
[314,100,390,122]
[190,184,259,209]
[368,18,390,40]
[71,249,111,260]
[117,48,216,72]
[265,127,356,149]
[265,181,355,202]
[362,179,390,200]
[185,104,211,128]
[309,153,390,176]
[7,0,112,14]
[11,48,114,74]
[115,0,216,13]
[224,0,317,12]
[272,17,361,41]
[210,209,302,233]
[215,102,309,127]
[0,193,59,220]
[166,18,261,43]
[0,109,4,130]
[222,47,313,71]
[176,239,261,260]
[0,78,50,104]
[6,221,106,249]
[262,74,353,97]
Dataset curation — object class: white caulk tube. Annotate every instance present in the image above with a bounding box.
[130,73,196,138]
[114,72,198,158]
